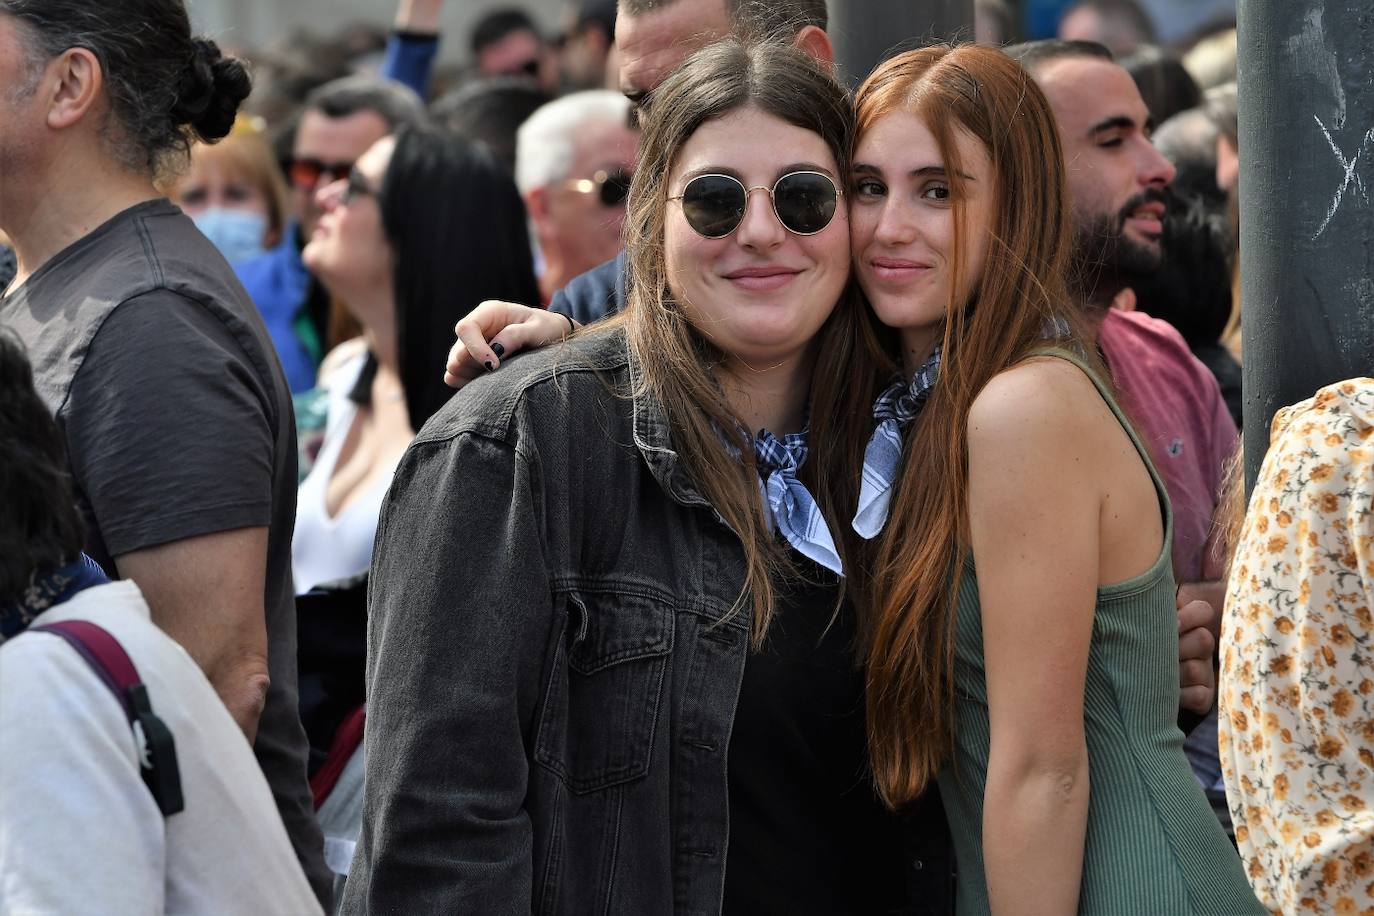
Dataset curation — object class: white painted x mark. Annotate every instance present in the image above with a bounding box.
[1313,115,1374,239]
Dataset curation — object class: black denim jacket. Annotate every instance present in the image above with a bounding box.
[341,329,952,915]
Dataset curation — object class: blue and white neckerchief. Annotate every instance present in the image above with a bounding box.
[752,427,844,576]
[0,554,109,644]
[852,346,942,539]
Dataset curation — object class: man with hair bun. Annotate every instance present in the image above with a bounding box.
[0,0,329,903]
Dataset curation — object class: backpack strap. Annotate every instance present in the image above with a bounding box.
[30,620,185,816]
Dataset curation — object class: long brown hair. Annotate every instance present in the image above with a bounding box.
[857,45,1103,807]
[601,38,866,644]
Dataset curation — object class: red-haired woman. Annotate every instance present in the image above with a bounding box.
[849,46,1261,914]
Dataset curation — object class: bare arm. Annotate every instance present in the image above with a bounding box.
[970,363,1099,915]
[115,527,270,742]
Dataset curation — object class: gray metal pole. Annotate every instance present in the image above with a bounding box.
[830,0,976,87]
[1238,0,1374,489]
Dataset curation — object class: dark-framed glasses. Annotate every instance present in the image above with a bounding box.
[563,168,633,207]
[286,157,354,191]
[668,170,842,239]
[340,167,379,206]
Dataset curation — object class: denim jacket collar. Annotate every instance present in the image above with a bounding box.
[626,336,715,514]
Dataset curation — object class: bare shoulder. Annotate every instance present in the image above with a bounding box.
[967,356,1109,453]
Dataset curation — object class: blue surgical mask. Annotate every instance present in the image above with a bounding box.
[193,207,269,265]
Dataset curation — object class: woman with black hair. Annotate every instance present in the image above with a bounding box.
[295,125,539,594]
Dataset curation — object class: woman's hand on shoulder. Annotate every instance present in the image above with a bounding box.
[444,301,578,390]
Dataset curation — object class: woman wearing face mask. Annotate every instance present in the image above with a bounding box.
[166,117,288,265]
[849,46,1262,914]
[342,40,942,915]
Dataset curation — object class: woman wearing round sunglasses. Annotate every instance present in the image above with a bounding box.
[344,41,937,914]
[437,41,1244,915]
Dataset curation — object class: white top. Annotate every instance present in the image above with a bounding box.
[0,581,322,915]
[292,350,400,594]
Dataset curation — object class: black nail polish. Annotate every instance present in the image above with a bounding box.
[484,361,493,371]
[491,341,506,358]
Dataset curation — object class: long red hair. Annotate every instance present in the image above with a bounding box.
[853,45,1103,808]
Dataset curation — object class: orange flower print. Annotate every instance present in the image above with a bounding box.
[1220,382,1374,914]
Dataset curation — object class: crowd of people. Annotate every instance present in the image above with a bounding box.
[0,0,1368,914]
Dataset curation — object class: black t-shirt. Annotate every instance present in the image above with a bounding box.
[0,199,327,897]
[724,565,911,914]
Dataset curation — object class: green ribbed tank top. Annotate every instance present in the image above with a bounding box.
[935,349,1263,915]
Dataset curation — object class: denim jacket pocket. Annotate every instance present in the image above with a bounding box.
[534,589,674,794]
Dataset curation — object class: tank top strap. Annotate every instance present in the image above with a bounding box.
[1026,346,1173,550]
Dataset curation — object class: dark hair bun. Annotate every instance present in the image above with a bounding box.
[172,39,252,142]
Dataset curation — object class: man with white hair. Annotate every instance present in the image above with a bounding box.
[515,90,638,304]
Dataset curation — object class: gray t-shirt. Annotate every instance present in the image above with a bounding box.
[0,199,328,900]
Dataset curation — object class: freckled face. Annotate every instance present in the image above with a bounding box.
[850,109,994,362]
[664,106,850,368]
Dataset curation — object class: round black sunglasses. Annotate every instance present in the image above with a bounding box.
[668,170,841,239]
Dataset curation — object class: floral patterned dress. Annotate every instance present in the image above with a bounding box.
[1220,378,1374,915]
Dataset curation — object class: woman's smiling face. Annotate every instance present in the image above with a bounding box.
[663,105,851,369]
[849,108,996,367]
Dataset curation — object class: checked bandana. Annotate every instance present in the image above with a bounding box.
[753,427,844,575]
[852,346,942,539]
